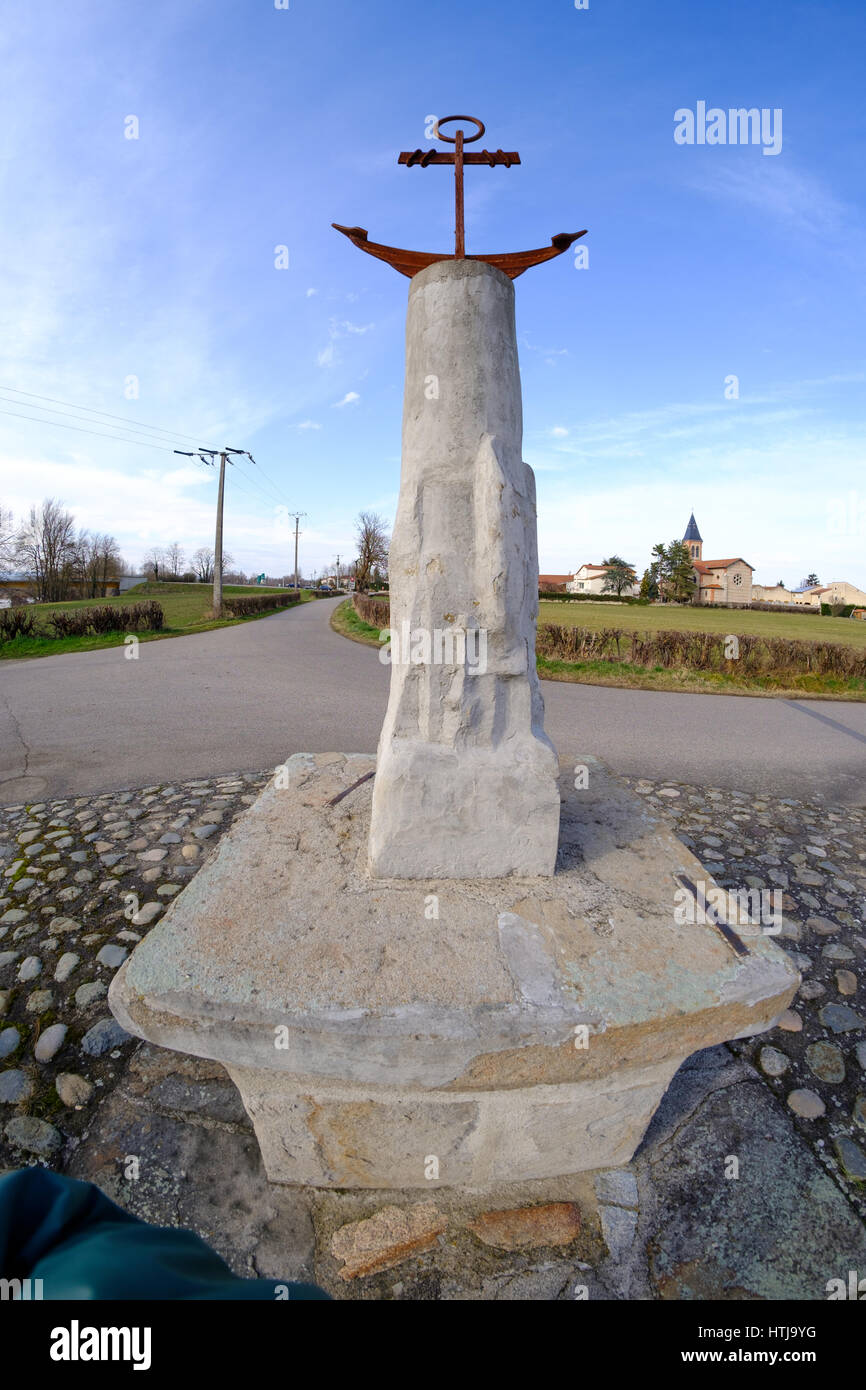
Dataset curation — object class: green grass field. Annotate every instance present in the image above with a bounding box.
[0,582,312,660]
[537,600,866,649]
[332,600,866,701]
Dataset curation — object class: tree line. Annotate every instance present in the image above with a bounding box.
[1,501,392,602]
[0,498,126,603]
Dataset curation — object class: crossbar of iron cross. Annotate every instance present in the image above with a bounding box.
[398,116,520,258]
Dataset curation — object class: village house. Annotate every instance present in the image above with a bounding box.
[566,563,638,596]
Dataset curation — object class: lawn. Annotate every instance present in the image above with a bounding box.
[332,599,866,701]
[0,582,313,660]
[537,600,866,649]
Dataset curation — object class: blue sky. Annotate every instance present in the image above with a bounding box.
[1,0,864,586]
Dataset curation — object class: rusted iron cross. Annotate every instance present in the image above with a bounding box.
[399,115,519,258]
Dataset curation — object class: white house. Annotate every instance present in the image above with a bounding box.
[566,563,638,596]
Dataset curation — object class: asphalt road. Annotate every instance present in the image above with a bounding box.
[1,596,865,805]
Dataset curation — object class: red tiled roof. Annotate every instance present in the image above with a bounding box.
[696,557,753,571]
[538,574,572,585]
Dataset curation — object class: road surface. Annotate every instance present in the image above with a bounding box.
[1,597,864,804]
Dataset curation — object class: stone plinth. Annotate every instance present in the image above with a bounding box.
[368,258,560,879]
[110,754,798,1189]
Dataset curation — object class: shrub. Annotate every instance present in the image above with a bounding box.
[537,621,866,679]
[0,608,37,641]
[46,600,164,639]
[353,594,390,629]
[538,591,640,604]
[222,592,300,617]
[48,609,92,638]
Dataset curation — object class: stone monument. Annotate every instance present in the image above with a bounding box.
[111,117,797,1188]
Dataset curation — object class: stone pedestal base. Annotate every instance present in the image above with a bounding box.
[110,754,798,1189]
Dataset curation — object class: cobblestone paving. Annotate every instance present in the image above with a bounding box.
[623,776,866,1221]
[0,772,269,1164]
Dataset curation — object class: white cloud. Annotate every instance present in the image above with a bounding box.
[296,419,321,430]
[333,392,360,408]
[550,426,569,438]
[305,287,317,297]
[316,343,335,369]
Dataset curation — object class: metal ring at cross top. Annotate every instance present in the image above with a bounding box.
[434,115,486,144]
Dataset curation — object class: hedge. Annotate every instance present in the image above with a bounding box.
[0,608,37,641]
[536,622,866,678]
[45,601,165,640]
[222,592,301,617]
[539,591,644,604]
[352,593,391,629]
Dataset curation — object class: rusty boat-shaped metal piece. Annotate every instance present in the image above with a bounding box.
[331,224,586,280]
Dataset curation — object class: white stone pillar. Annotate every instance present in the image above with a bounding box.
[368,258,560,879]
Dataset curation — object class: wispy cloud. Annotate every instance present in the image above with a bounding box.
[333,392,360,408]
[687,161,865,270]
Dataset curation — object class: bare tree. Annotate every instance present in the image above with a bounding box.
[0,503,18,571]
[354,511,390,591]
[164,541,185,579]
[193,546,214,582]
[78,532,123,597]
[142,546,166,582]
[15,499,77,601]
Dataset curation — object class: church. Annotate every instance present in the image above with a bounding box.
[683,514,754,605]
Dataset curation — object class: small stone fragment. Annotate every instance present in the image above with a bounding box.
[834,1135,866,1181]
[96,944,128,968]
[330,1203,447,1281]
[56,1073,93,1108]
[787,1088,826,1119]
[836,970,858,996]
[26,989,53,1013]
[599,1205,638,1260]
[0,1025,20,1058]
[131,902,163,926]
[75,981,107,1008]
[4,1115,62,1154]
[759,1046,790,1077]
[805,1041,845,1083]
[775,1009,802,1032]
[80,1017,131,1056]
[799,981,825,999]
[593,1170,639,1208]
[34,1023,67,1061]
[819,1004,866,1034]
[0,1069,33,1103]
[467,1202,582,1251]
[806,915,840,935]
[54,952,80,982]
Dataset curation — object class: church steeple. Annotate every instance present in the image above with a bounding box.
[683,512,702,561]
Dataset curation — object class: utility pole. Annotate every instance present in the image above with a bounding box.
[288,512,307,595]
[174,445,254,616]
[213,450,227,615]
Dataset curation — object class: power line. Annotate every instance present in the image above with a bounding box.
[0,404,177,452]
[0,393,204,453]
[0,385,219,450]
[248,454,294,507]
